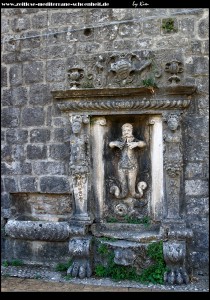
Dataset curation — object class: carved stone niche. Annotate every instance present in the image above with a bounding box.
[52,84,195,282]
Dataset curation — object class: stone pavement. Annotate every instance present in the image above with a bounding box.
[1,265,209,293]
[1,276,146,292]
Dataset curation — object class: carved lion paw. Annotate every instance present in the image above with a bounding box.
[67,260,92,279]
[164,268,189,285]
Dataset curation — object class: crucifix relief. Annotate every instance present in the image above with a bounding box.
[109,123,147,200]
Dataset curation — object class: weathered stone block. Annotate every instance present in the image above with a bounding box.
[136,38,152,49]
[19,8,40,14]
[155,36,188,48]
[42,28,66,46]
[53,117,70,127]
[4,37,21,52]
[54,128,71,142]
[185,180,208,196]
[3,239,69,263]
[77,42,102,54]
[77,28,94,42]
[46,59,66,82]
[1,8,21,16]
[203,40,209,54]
[2,87,28,107]
[6,129,28,144]
[20,31,41,49]
[23,61,44,84]
[30,129,50,143]
[18,162,32,175]
[198,18,209,39]
[11,16,30,32]
[179,18,194,36]
[18,48,41,62]
[94,25,118,41]
[196,77,209,94]
[2,208,11,219]
[50,12,67,25]
[111,9,133,21]
[10,193,72,220]
[4,177,18,192]
[169,8,203,15]
[43,44,76,59]
[1,130,5,142]
[186,197,209,221]
[49,144,70,160]
[2,52,18,64]
[143,19,161,36]
[190,251,209,274]
[1,66,7,87]
[1,17,10,33]
[191,223,209,250]
[12,145,25,161]
[113,39,135,51]
[29,84,52,105]
[189,40,202,54]
[33,161,66,175]
[1,145,12,162]
[46,106,52,126]
[22,108,45,126]
[19,176,38,192]
[186,56,209,75]
[1,108,20,128]
[87,8,111,24]
[185,163,203,179]
[9,64,23,86]
[40,176,70,193]
[27,145,47,160]
[183,116,209,160]
[31,13,48,29]
[1,162,32,176]
[1,192,11,209]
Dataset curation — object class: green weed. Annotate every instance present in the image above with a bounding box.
[55,260,72,272]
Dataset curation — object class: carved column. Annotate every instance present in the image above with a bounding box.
[149,116,164,221]
[162,112,192,285]
[69,114,91,222]
[91,117,107,222]
[163,113,183,221]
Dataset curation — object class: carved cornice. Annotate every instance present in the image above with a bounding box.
[53,86,196,99]
[52,86,195,113]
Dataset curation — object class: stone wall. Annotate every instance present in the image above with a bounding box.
[1,8,209,273]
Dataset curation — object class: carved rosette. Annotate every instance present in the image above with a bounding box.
[165,60,184,85]
[163,241,189,284]
[67,237,93,278]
